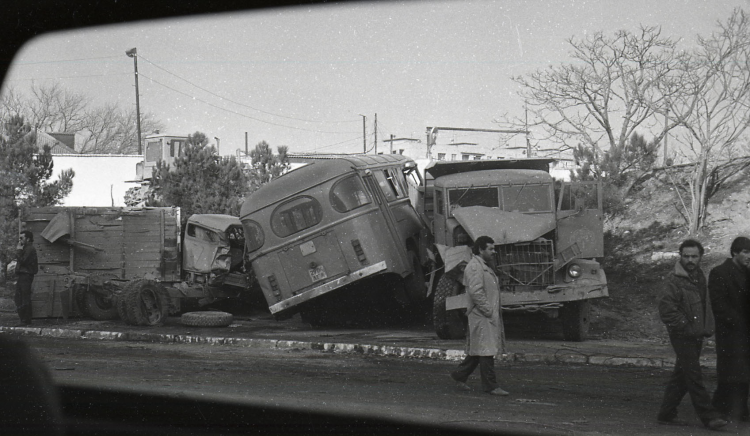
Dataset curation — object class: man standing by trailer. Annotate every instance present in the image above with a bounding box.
[657,239,726,430]
[709,236,750,423]
[450,235,509,396]
[14,230,38,326]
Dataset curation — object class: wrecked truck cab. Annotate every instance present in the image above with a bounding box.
[182,214,245,285]
[423,159,608,342]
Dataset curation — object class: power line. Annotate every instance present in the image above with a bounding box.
[296,135,365,153]
[140,55,359,124]
[11,55,122,66]
[5,73,130,82]
[140,73,360,135]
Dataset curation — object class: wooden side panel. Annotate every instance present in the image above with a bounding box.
[21,207,181,284]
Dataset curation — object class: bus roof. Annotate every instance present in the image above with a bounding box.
[424,158,554,179]
[240,154,414,218]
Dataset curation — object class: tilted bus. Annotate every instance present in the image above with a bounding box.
[239,154,431,323]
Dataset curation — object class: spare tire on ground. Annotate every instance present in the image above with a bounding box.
[181,311,234,327]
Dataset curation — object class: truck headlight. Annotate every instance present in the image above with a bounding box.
[567,264,582,278]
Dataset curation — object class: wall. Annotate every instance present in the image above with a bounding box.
[51,155,142,207]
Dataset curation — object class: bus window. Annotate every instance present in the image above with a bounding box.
[244,220,264,252]
[271,196,323,238]
[374,170,397,202]
[386,168,406,198]
[330,175,371,213]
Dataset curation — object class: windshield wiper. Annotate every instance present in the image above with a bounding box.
[508,182,528,209]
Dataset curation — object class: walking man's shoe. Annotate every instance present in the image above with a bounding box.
[454,381,471,391]
[705,417,728,430]
[488,387,509,396]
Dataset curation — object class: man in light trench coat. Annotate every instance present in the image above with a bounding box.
[450,235,509,396]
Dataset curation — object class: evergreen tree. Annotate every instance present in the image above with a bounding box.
[0,115,74,273]
[249,141,289,190]
[147,131,249,226]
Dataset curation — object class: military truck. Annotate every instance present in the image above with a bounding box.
[19,207,248,326]
[420,159,608,341]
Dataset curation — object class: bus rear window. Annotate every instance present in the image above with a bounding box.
[271,196,323,237]
[330,175,371,213]
[243,220,264,252]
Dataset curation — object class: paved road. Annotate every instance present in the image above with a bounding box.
[13,334,748,436]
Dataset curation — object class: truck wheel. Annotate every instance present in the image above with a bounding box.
[73,283,88,316]
[83,290,119,321]
[116,280,138,324]
[181,311,233,327]
[561,300,590,342]
[432,275,467,340]
[125,279,170,326]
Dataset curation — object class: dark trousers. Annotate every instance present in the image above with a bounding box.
[451,355,497,392]
[658,334,721,424]
[713,382,749,421]
[14,274,34,324]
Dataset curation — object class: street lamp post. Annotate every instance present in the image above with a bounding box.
[126,48,142,155]
[358,114,366,153]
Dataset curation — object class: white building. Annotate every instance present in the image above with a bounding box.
[51,154,143,207]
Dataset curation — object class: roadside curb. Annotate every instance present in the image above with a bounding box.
[0,325,716,369]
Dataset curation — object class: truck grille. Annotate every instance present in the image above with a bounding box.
[495,240,554,290]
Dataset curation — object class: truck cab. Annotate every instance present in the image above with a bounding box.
[422,158,608,341]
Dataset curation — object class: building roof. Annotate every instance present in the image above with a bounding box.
[35,131,77,154]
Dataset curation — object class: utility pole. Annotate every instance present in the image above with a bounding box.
[663,107,669,166]
[359,114,366,153]
[374,113,377,154]
[390,134,394,154]
[525,106,532,157]
[125,48,142,155]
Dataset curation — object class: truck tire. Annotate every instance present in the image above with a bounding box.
[403,250,427,303]
[181,311,233,327]
[561,300,590,342]
[73,283,88,316]
[83,290,119,321]
[124,279,170,326]
[432,275,467,340]
[116,280,138,324]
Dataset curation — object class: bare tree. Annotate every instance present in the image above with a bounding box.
[1,81,164,154]
[511,26,680,183]
[664,8,750,234]
[28,82,89,133]
[78,105,164,154]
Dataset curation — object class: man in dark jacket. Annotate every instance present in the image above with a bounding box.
[15,230,38,326]
[657,239,727,430]
[709,236,750,422]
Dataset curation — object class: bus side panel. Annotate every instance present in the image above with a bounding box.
[252,254,293,307]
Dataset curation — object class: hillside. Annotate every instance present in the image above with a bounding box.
[589,165,750,342]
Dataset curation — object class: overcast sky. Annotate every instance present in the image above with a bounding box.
[2,0,748,156]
